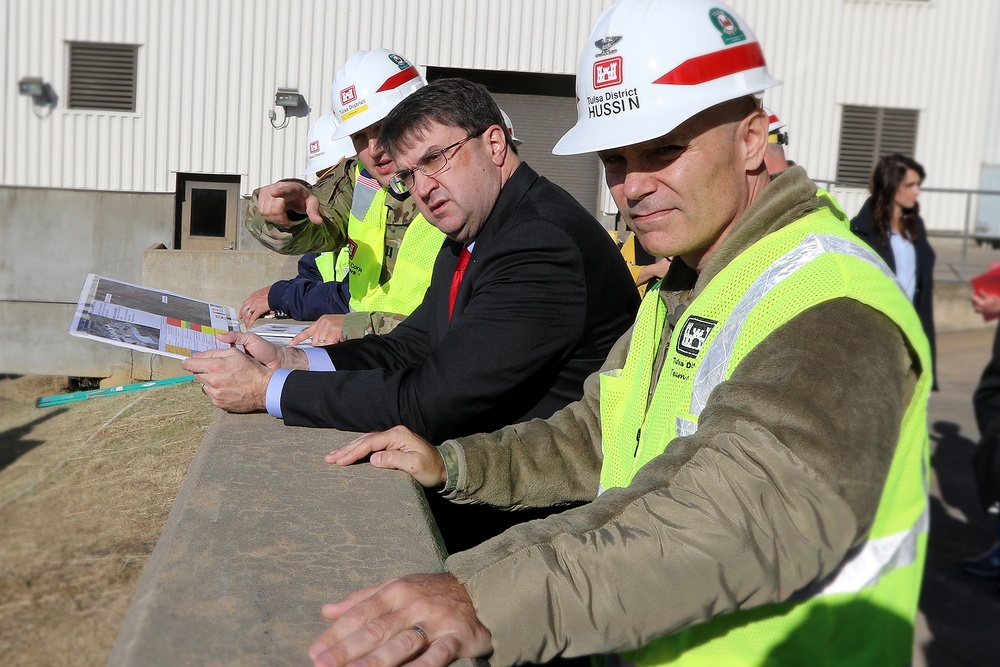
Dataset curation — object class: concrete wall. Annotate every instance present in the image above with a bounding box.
[142,245,299,315]
[1,186,173,377]
[1,185,300,379]
[2,186,174,302]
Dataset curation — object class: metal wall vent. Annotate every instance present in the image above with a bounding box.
[836,105,918,186]
[68,42,138,112]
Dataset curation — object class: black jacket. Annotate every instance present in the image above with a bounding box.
[850,196,936,387]
[279,162,641,442]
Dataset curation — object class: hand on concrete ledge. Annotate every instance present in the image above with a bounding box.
[326,425,447,488]
[309,573,493,667]
[290,314,346,346]
[257,180,323,227]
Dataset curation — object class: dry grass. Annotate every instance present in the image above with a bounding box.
[0,375,215,666]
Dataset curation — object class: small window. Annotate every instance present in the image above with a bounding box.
[68,41,138,112]
[836,105,919,186]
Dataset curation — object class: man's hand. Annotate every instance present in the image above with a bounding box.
[257,181,324,227]
[972,289,1000,317]
[181,345,272,413]
[309,573,493,667]
[181,332,309,411]
[241,286,274,328]
[290,314,347,346]
[325,426,447,488]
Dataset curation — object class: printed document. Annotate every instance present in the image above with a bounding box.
[70,274,242,359]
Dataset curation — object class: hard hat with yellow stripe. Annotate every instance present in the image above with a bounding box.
[330,49,427,141]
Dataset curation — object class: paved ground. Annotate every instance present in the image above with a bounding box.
[917,325,1000,666]
[931,234,1000,285]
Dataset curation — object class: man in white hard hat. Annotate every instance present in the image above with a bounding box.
[243,48,445,344]
[184,75,640,553]
[240,112,356,329]
[305,1,932,666]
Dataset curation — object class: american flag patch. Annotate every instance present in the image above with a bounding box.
[356,171,381,191]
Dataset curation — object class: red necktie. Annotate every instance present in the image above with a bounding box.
[448,246,472,322]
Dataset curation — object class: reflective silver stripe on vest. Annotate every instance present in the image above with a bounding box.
[682,232,923,601]
[690,233,898,417]
[791,505,929,600]
[676,416,697,437]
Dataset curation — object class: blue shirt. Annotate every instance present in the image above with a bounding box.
[265,347,335,418]
[889,231,917,302]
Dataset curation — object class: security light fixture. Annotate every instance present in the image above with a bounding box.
[274,87,301,108]
[269,87,309,130]
[18,77,46,97]
[18,76,57,117]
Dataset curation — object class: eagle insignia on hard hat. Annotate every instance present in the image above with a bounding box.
[709,8,746,45]
[594,35,623,57]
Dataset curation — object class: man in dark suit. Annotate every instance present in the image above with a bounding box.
[183,78,639,445]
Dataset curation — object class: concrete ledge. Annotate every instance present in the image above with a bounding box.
[142,244,300,310]
[108,410,454,666]
[934,282,995,334]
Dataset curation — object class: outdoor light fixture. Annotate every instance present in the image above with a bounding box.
[269,87,308,130]
[18,77,46,97]
[18,76,57,118]
[274,87,301,108]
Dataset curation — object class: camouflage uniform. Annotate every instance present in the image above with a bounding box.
[245,157,422,338]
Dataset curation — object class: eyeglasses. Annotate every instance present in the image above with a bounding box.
[388,131,483,195]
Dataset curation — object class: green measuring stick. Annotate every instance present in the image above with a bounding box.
[36,375,195,408]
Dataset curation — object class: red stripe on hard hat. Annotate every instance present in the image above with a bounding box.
[377,67,420,92]
[653,42,766,85]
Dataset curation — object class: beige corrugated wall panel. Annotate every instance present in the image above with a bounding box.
[2,0,614,194]
[7,0,997,228]
[728,0,1000,229]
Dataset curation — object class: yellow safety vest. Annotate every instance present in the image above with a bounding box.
[313,251,341,283]
[598,208,932,666]
[345,163,443,315]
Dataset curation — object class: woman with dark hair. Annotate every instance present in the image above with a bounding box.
[850,153,936,388]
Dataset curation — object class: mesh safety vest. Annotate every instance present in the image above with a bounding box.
[313,250,341,283]
[598,208,932,666]
[345,163,444,315]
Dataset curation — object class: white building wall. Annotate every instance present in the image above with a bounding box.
[5,0,1000,230]
[3,0,613,195]
[730,0,1000,228]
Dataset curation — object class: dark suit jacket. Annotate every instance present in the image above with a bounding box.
[850,196,937,386]
[972,326,1000,510]
[279,162,640,443]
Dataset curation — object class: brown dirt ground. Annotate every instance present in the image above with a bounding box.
[0,374,214,666]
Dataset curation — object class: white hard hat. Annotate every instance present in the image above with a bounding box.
[763,106,789,145]
[554,0,781,155]
[330,49,427,140]
[499,108,523,146]
[764,106,786,133]
[303,112,357,176]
